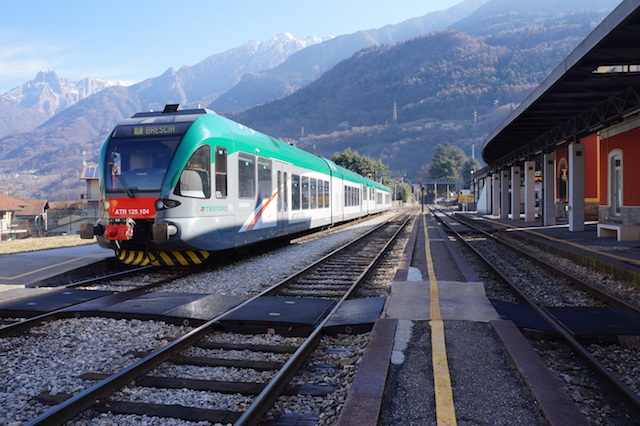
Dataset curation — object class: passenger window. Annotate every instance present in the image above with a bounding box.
[215,146,227,198]
[284,173,289,211]
[301,176,309,209]
[258,158,272,199]
[277,171,282,212]
[238,154,256,198]
[324,181,330,208]
[292,174,301,210]
[310,178,317,209]
[175,145,210,198]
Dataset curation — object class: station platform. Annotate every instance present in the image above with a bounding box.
[0,244,115,294]
[338,211,597,425]
[460,213,640,282]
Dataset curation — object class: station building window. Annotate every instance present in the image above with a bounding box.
[558,159,568,201]
[609,149,623,217]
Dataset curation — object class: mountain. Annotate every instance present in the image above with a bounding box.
[142,33,327,112]
[226,0,619,176]
[211,0,490,112]
[0,70,119,137]
[0,33,326,200]
[0,0,621,201]
[0,34,324,142]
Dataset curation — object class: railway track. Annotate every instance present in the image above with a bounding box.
[0,213,394,335]
[430,207,640,415]
[19,211,411,425]
[0,267,198,337]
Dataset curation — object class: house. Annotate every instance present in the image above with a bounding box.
[0,192,49,240]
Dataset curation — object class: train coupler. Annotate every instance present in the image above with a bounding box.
[104,218,136,241]
[80,223,105,239]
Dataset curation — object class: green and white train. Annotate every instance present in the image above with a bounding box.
[81,105,392,266]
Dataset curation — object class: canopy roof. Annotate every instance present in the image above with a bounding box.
[482,0,640,169]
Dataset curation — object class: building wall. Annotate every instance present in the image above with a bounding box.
[598,117,640,225]
[552,135,599,220]
[600,122,640,206]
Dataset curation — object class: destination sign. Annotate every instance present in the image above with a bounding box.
[134,125,176,135]
[113,122,192,138]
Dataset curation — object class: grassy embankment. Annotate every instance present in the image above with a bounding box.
[0,235,96,255]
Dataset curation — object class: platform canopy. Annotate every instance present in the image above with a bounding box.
[482,0,640,170]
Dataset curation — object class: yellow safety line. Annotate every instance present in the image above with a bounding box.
[0,256,90,281]
[424,214,457,426]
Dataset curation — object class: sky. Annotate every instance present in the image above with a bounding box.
[0,0,462,94]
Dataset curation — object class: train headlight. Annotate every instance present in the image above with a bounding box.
[101,199,111,212]
[155,198,182,210]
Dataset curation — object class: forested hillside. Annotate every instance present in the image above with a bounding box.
[227,2,616,176]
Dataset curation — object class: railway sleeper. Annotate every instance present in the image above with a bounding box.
[309,269,364,276]
[192,340,298,354]
[296,278,357,285]
[286,283,354,291]
[77,373,336,396]
[34,393,243,424]
[128,351,284,371]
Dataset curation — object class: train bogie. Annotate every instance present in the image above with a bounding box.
[81,105,392,266]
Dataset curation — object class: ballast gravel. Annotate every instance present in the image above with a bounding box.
[0,212,398,425]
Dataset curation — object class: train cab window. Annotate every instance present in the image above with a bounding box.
[238,154,256,198]
[174,145,211,199]
[301,176,310,209]
[310,178,317,209]
[215,146,227,198]
[292,174,301,210]
[258,158,272,199]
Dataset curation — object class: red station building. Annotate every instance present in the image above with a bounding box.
[476,0,640,241]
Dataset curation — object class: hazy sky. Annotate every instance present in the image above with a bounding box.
[0,0,462,93]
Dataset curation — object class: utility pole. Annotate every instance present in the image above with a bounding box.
[393,101,398,123]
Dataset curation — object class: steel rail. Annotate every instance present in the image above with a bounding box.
[0,266,159,337]
[439,209,640,313]
[24,210,411,426]
[430,207,640,410]
[235,211,412,425]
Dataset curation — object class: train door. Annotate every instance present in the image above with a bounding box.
[275,161,289,235]
[332,174,344,222]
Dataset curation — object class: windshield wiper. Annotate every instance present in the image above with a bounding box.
[115,173,135,198]
[109,151,134,198]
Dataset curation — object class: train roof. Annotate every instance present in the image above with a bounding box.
[118,105,390,191]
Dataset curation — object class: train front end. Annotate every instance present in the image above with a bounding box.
[80,106,211,266]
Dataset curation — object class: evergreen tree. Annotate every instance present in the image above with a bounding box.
[429,142,466,180]
[331,148,389,180]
